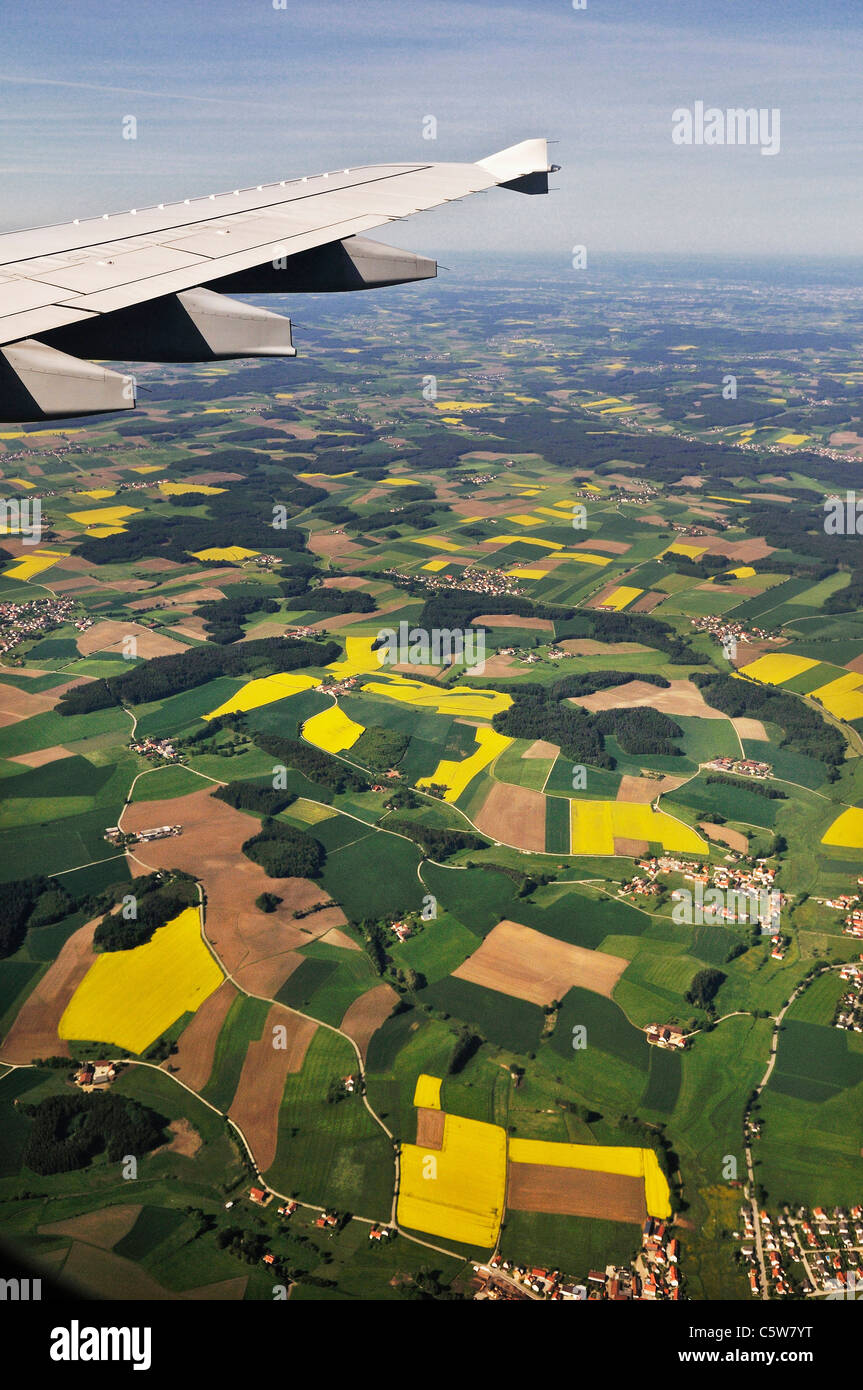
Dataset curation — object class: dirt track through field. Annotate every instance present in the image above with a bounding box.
[454,919,627,1005]
[507,1161,647,1223]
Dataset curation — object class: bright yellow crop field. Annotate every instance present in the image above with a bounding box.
[565,552,611,566]
[508,1137,671,1218]
[327,635,388,678]
[600,586,643,610]
[505,514,543,526]
[159,482,225,496]
[2,550,69,580]
[204,671,321,719]
[398,1112,507,1247]
[362,674,512,720]
[421,559,450,572]
[664,542,708,559]
[507,567,549,579]
[738,653,819,685]
[59,908,223,1054]
[409,536,462,552]
[417,726,512,801]
[67,506,141,527]
[485,535,564,550]
[190,546,259,562]
[821,807,863,849]
[809,671,863,722]
[302,703,364,753]
[570,801,705,856]
[413,1073,442,1109]
[75,488,116,499]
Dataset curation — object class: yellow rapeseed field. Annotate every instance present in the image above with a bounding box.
[326,635,387,679]
[508,1138,671,1219]
[59,908,223,1054]
[421,559,450,572]
[776,433,809,446]
[600,586,643,610]
[570,800,705,856]
[821,807,863,849]
[417,727,512,802]
[159,482,226,496]
[505,514,543,526]
[564,552,611,566]
[75,488,116,499]
[190,546,259,562]
[809,671,863,722]
[507,568,548,579]
[398,1111,507,1247]
[67,506,140,527]
[361,674,512,720]
[2,550,69,581]
[432,401,491,411]
[486,535,564,550]
[738,653,819,686]
[302,703,364,753]
[204,671,321,719]
[409,536,462,551]
[413,1074,442,1109]
[664,542,707,559]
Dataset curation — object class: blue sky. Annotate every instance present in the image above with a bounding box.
[1,0,861,260]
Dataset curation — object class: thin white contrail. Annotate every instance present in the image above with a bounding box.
[0,74,281,111]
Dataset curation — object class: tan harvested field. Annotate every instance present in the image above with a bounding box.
[415,1108,445,1150]
[168,980,238,1092]
[617,774,688,802]
[318,927,361,952]
[38,1204,142,1250]
[2,919,98,1061]
[0,677,91,721]
[523,739,559,760]
[59,1242,176,1300]
[702,537,775,562]
[573,537,630,554]
[472,613,554,632]
[571,678,728,720]
[699,822,749,853]
[9,744,73,767]
[507,1161,647,1223]
[230,1005,317,1173]
[308,598,403,633]
[322,575,370,590]
[845,653,863,675]
[340,982,398,1059]
[122,790,347,992]
[474,779,547,852]
[454,919,627,1005]
[732,716,768,741]
[233,952,306,998]
[307,531,367,559]
[613,837,649,857]
[559,638,649,656]
[76,619,187,658]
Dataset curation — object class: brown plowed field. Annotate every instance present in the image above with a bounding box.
[415,1108,445,1150]
[38,1204,142,1249]
[453,919,627,1005]
[699,822,749,853]
[230,1005,317,1173]
[473,780,547,851]
[1,919,98,1061]
[9,744,72,767]
[472,613,554,631]
[507,1161,646,1223]
[731,717,768,741]
[167,979,238,1092]
[613,837,649,857]
[122,789,347,993]
[340,983,398,1059]
[523,739,559,760]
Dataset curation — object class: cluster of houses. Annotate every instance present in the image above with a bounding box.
[834,963,863,1033]
[740,1205,863,1298]
[819,877,863,938]
[0,595,91,655]
[385,563,524,601]
[706,755,772,779]
[691,613,778,655]
[621,855,783,927]
[130,736,179,763]
[474,1223,682,1302]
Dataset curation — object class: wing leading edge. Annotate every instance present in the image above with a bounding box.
[0,139,556,421]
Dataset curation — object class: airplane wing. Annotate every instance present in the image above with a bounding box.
[0,139,556,421]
